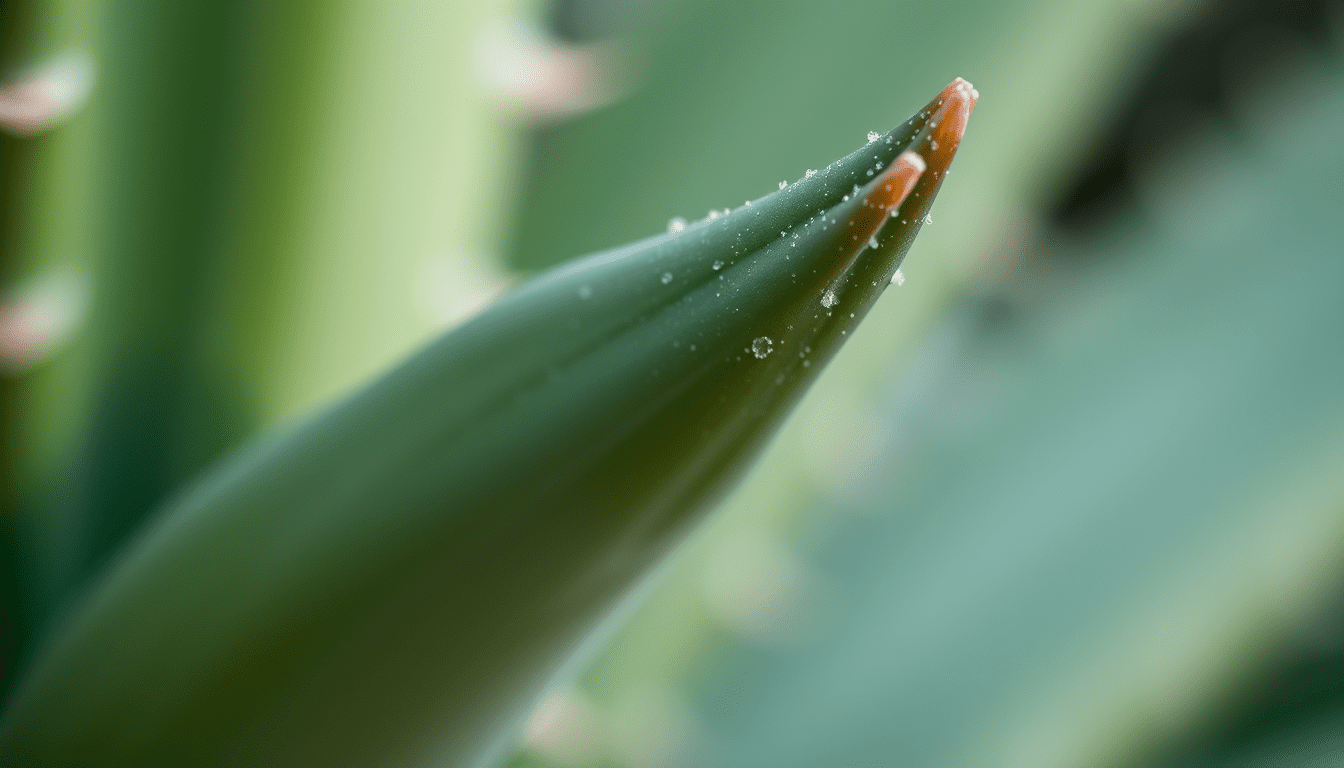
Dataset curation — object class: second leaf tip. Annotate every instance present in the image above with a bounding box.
[868,151,925,211]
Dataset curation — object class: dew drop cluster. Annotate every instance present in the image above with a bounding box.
[751,336,774,359]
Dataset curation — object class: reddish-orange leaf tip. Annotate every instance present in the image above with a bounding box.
[925,78,975,162]
[866,151,925,212]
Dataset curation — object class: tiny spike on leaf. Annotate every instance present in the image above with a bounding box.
[0,80,974,767]
[0,52,96,135]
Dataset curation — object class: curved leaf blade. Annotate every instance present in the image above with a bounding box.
[0,80,976,768]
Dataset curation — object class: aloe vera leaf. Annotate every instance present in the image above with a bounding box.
[0,81,975,768]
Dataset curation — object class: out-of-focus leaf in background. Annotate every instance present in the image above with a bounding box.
[0,0,102,699]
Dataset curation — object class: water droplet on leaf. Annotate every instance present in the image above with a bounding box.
[751,336,774,359]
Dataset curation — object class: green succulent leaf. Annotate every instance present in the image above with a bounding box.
[0,80,976,768]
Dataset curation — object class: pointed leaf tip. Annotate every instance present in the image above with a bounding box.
[922,78,976,165]
[949,76,979,109]
[873,78,975,239]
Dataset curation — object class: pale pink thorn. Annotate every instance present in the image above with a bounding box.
[0,53,95,135]
[0,266,90,371]
[472,20,625,121]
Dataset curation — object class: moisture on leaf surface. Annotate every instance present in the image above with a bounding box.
[0,80,977,768]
